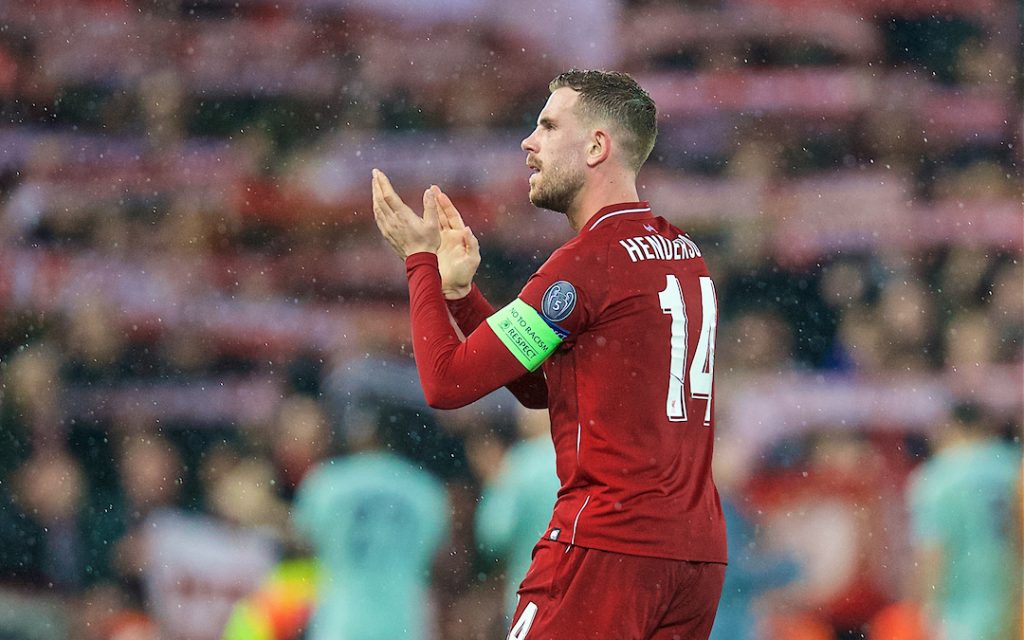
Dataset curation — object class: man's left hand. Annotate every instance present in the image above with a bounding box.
[371,168,441,259]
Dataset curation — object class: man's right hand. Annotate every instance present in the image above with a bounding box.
[433,185,481,300]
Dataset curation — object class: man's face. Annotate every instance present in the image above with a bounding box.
[521,87,588,214]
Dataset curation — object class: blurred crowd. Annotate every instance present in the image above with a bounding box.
[0,0,1020,639]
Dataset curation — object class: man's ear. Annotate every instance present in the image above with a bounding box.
[586,129,611,168]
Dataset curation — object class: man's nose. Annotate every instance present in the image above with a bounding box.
[521,134,536,153]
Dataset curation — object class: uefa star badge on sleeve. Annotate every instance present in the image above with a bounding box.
[542,281,576,323]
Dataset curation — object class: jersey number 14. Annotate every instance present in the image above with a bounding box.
[659,275,717,424]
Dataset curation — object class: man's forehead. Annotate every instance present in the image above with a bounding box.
[538,87,579,122]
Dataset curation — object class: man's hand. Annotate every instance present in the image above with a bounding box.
[433,185,481,300]
[371,169,441,259]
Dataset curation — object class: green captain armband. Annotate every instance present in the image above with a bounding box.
[486,299,564,372]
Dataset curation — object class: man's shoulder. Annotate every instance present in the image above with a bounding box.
[552,230,603,257]
[534,234,607,278]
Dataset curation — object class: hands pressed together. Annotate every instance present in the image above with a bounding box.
[371,169,480,300]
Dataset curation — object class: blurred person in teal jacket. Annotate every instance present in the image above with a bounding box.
[907,402,1021,640]
[292,407,449,640]
[475,406,560,620]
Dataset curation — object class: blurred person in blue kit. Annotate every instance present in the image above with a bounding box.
[474,405,560,620]
[906,401,1021,640]
[291,405,449,640]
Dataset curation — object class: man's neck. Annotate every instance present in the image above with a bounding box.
[566,175,640,232]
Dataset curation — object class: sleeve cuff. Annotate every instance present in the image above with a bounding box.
[405,252,439,270]
[445,282,485,308]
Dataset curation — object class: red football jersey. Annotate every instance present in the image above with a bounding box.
[515,201,726,563]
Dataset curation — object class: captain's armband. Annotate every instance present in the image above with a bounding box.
[485,299,563,371]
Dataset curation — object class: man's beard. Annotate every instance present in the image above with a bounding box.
[529,163,584,214]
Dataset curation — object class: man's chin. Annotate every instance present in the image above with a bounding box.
[528,190,547,210]
[530,197,566,214]
[528,182,572,214]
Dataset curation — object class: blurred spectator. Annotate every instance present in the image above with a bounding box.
[988,261,1024,362]
[75,582,157,640]
[709,437,800,640]
[876,280,936,371]
[474,406,559,620]
[835,306,890,374]
[291,410,449,640]
[268,395,331,499]
[116,433,184,521]
[61,297,128,384]
[8,449,88,590]
[722,309,796,372]
[108,432,186,602]
[208,458,289,534]
[944,311,996,372]
[221,558,318,640]
[906,402,1021,639]
[867,600,928,640]
[2,343,62,442]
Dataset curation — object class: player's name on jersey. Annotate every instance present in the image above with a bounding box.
[619,234,702,263]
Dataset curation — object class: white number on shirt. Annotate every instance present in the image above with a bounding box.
[658,275,717,424]
[508,602,538,640]
[659,275,689,421]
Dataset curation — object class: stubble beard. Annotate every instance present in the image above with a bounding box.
[529,163,585,214]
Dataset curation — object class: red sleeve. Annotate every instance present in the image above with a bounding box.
[445,283,494,334]
[446,284,548,409]
[406,253,535,410]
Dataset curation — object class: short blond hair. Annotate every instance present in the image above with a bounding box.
[549,69,658,173]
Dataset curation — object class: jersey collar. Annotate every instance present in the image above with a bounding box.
[582,201,652,233]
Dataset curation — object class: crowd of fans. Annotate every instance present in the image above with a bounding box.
[0,0,1019,639]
